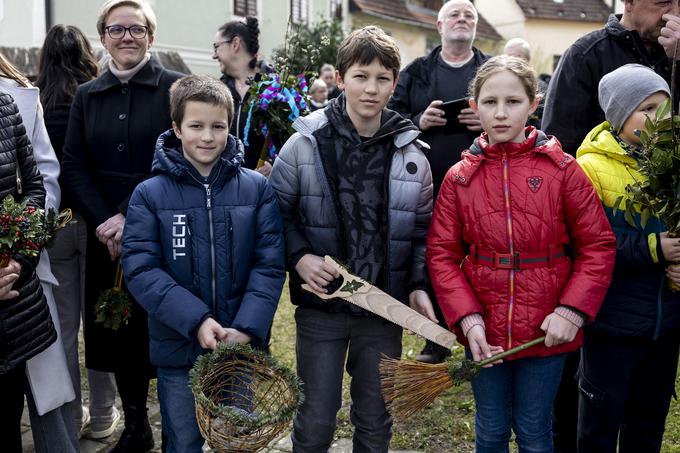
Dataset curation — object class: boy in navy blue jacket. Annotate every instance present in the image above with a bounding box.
[121,75,285,452]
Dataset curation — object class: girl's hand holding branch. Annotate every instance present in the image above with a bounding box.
[541,311,579,347]
[295,253,340,293]
[465,323,504,367]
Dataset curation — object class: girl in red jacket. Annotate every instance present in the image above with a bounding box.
[426,56,616,452]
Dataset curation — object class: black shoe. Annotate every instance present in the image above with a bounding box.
[416,341,452,364]
[109,406,154,453]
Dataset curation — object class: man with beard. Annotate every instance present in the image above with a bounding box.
[389,0,487,364]
[542,2,680,451]
[543,0,680,156]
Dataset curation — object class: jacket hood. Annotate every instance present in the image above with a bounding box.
[576,121,638,166]
[293,93,421,149]
[605,14,627,39]
[152,129,245,183]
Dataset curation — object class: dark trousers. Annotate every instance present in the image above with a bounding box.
[577,330,680,453]
[291,308,402,453]
[0,362,26,453]
[552,351,580,453]
[115,367,151,421]
[422,291,449,352]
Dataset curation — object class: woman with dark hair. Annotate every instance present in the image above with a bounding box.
[213,16,273,175]
[61,0,183,450]
[36,24,121,442]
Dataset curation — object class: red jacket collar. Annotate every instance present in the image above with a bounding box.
[452,127,573,186]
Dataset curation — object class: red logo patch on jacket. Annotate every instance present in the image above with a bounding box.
[527,176,543,193]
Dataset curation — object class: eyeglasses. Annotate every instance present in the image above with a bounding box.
[212,39,233,51]
[105,25,149,40]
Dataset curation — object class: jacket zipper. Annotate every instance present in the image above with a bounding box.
[654,273,664,340]
[502,153,516,350]
[187,166,222,315]
[384,154,393,293]
[206,185,216,314]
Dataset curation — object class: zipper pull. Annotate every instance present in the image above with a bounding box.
[15,166,22,195]
[206,187,211,209]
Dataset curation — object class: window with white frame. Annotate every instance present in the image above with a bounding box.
[291,0,309,24]
[234,0,257,16]
[330,0,342,19]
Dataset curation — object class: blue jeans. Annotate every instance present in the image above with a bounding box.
[157,367,204,453]
[468,350,566,453]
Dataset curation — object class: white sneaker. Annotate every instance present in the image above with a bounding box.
[87,406,121,439]
[79,406,91,439]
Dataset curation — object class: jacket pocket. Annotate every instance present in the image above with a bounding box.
[578,373,606,409]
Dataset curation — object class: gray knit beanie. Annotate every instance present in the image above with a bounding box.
[598,64,670,132]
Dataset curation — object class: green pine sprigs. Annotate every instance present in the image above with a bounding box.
[94,260,132,331]
[94,288,131,331]
[190,343,303,430]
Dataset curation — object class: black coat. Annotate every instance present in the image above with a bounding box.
[0,92,53,373]
[388,46,489,196]
[543,14,680,155]
[62,58,183,372]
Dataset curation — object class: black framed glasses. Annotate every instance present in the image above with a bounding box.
[105,25,148,39]
[212,39,233,51]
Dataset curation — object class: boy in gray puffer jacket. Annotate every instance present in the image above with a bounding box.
[270,26,434,453]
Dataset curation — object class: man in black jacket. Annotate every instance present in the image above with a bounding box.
[542,2,680,451]
[388,0,487,364]
[543,1,680,156]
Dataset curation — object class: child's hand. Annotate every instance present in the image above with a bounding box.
[220,328,252,345]
[295,254,340,293]
[660,232,680,262]
[408,289,437,322]
[666,264,680,286]
[466,325,503,367]
[197,317,223,350]
[541,313,579,347]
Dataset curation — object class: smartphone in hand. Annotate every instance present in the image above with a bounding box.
[440,97,471,134]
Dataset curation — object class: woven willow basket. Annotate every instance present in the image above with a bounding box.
[190,343,303,453]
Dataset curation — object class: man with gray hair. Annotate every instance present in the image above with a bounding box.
[503,37,531,61]
[502,37,546,128]
[389,0,488,364]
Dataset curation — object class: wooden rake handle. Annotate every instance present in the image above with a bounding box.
[301,255,458,349]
